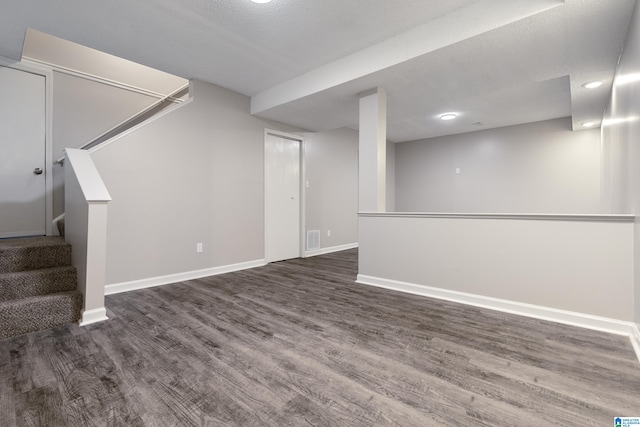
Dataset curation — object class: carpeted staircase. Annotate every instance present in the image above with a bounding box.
[0,236,82,340]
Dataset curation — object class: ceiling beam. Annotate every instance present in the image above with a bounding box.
[251,0,564,115]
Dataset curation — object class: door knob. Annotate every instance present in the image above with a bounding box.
[33,168,43,175]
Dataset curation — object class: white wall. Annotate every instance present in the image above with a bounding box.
[386,141,395,211]
[395,118,601,213]
[24,29,187,99]
[602,0,640,325]
[91,79,305,286]
[303,128,359,251]
[52,72,158,157]
[35,30,188,218]
[52,71,160,217]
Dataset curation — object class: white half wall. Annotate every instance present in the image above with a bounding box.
[358,213,634,322]
[64,149,111,325]
[395,118,602,213]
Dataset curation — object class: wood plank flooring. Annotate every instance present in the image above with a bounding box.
[1,249,639,426]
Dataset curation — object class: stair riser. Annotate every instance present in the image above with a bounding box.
[0,245,72,273]
[0,292,82,340]
[0,267,77,302]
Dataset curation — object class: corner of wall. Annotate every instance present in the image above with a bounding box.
[631,322,640,363]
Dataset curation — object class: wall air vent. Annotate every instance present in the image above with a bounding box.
[306,230,320,251]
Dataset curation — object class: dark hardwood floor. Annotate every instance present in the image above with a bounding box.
[1,249,639,426]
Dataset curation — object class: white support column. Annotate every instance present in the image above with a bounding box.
[359,88,387,212]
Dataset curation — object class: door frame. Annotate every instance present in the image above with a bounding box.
[0,56,54,236]
[264,129,306,263]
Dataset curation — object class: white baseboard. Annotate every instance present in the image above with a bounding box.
[303,243,358,258]
[105,259,266,295]
[78,307,108,326]
[357,274,640,363]
[631,323,640,364]
[0,230,45,239]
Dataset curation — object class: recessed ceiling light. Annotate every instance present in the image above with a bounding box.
[582,81,602,89]
[440,113,457,121]
[251,0,273,3]
[582,121,596,127]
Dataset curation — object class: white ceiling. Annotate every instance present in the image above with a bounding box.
[0,0,636,142]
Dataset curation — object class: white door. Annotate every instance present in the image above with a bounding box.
[0,66,46,238]
[265,132,301,263]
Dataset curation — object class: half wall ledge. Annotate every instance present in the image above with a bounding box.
[358,212,635,222]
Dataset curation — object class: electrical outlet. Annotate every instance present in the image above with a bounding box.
[196,243,203,253]
[327,230,331,237]
[455,167,461,174]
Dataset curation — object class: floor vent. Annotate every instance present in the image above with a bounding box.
[306,230,320,251]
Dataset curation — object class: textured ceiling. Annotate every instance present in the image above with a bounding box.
[0,0,636,142]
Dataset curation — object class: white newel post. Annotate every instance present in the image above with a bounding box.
[64,149,112,326]
[359,88,387,212]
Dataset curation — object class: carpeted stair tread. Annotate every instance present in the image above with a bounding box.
[0,291,82,340]
[0,266,77,302]
[0,236,71,273]
[0,236,82,339]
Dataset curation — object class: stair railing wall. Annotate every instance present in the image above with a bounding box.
[64,148,111,325]
[55,83,189,165]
